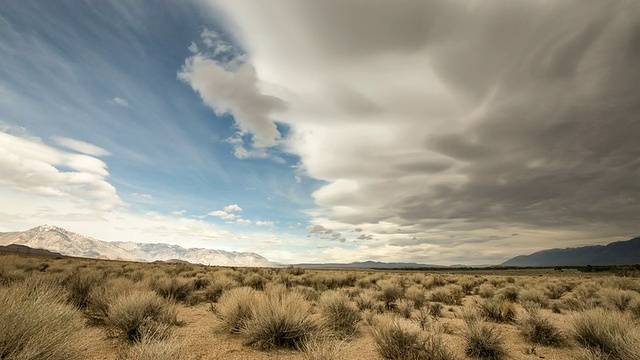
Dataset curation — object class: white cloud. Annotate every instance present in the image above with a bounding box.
[110,97,129,108]
[52,136,111,157]
[0,132,123,210]
[255,220,274,227]
[178,50,285,148]
[236,218,251,225]
[130,193,153,200]
[207,210,237,220]
[223,204,242,212]
[172,210,187,216]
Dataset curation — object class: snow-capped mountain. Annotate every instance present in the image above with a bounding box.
[0,225,273,267]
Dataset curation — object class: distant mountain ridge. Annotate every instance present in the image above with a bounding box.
[0,225,273,267]
[501,236,640,267]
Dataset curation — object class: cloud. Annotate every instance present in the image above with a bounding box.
[130,193,153,200]
[236,218,251,225]
[255,220,274,226]
[0,132,123,210]
[205,0,640,260]
[52,136,111,157]
[307,224,332,234]
[223,204,242,212]
[110,97,129,108]
[178,28,286,148]
[207,210,237,220]
[172,210,187,215]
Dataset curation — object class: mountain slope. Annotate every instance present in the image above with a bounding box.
[501,237,640,266]
[0,225,272,267]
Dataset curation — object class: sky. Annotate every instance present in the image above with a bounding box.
[0,0,638,265]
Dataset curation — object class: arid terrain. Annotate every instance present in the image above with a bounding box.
[1,252,639,360]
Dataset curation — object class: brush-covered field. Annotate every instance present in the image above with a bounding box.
[1,252,639,360]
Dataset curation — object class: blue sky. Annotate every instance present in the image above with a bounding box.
[1,1,638,264]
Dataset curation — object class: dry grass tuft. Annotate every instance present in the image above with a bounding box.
[571,308,640,360]
[151,276,194,303]
[215,286,260,333]
[476,298,516,323]
[0,277,89,360]
[302,337,344,360]
[461,312,507,359]
[106,290,178,343]
[518,305,566,346]
[371,314,456,360]
[242,288,319,350]
[118,336,186,360]
[319,291,360,339]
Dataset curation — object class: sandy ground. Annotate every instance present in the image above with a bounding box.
[82,299,582,360]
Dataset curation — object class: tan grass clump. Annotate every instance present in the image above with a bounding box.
[106,290,178,342]
[518,305,566,346]
[318,291,360,339]
[371,314,455,360]
[151,276,194,302]
[302,337,343,360]
[377,279,404,310]
[215,286,260,333]
[119,336,186,360]
[571,308,640,360]
[461,311,507,359]
[430,284,464,306]
[0,277,88,359]
[476,298,516,323]
[65,268,104,309]
[242,288,319,350]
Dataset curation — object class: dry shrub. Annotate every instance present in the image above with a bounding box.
[477,284,495,299]
[204,276,237,303]
[518,305,566,346]
[562,296,600,311]
[461,311,506,360]
[151,276,194,302]
[628,297,640,319]
[244,273,267,290]
[215,286,260,333]
[545,282,570,300]
[243,288,319,350]
[605,276,640,292]
[86,277,137,326]
[458,278,477,295]
[572,308,640,360]
[426,276,448,289]
[371,314,455,360]
[476,298,516,323]
[430,284,464,306]
[405,285,428,308]
[599,288,637,312]
[65,268,104,309]
[302,337,343,360]
[119,336,186,360]
[377,279,404,310]
[106,290,178,343]
[319,291,360,339]
[497,286,518,302]
[0,277,88,359]
[394,299,414,319]
[355,289,378,310]
[427,302,443,317]
[519,288,549,308]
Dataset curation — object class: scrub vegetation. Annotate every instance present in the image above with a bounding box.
[1,251,639,359]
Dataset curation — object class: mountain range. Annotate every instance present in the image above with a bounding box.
[0,225,273,267]
[501,236,640,266]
